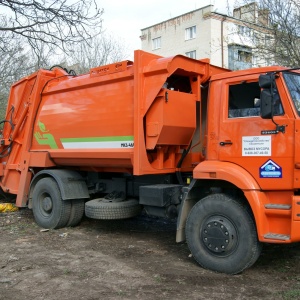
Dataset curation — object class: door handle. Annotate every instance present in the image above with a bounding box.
[220,141,233,146]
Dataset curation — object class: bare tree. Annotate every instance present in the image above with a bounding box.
[0,1,131,120]
[234,0,300,67]
[65,34,130,74]
[0,0,103,53]
[0,39,33,117]
[0,0,104,118]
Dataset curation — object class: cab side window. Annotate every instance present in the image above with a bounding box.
[228,81,284,118]
[228,82,261,118]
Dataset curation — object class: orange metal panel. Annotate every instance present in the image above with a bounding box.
[193,160,260,190]
[146,90,196,149]
[132,50,215,175]
[0,50,227,205]
[29,152,56,167]
[292,196,300,221]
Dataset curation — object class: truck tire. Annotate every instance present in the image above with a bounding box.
[85,198,142,220]
[67,199,85,227]
[32,177,71,229]
[185,193,262,274]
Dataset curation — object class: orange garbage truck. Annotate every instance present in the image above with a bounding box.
[1,50,300,274]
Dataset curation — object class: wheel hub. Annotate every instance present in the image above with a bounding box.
[42,196,53,213]
[202,217,237,254]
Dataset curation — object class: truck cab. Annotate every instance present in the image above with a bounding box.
[180,67,300,274]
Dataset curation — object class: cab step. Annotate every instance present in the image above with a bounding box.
[264,233,290,241]
[264,204,291,217]
[264,204,291,209]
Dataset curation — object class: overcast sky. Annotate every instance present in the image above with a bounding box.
[98,0,235,57]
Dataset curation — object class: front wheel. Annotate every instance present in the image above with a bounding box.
[185,193,262,274]
[32,177,71,229]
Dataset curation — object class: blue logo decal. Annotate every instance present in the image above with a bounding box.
[260,159,282,178]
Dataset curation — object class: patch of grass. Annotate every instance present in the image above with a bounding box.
[63,269,71,275]
[284,276,300,282]
[78,271,88,278]
[277,266,289,273]
[176,279,185,285]
[117,290,126,296]
[269,258,291,273]
[153,274,165,283]
[281,289,300,300]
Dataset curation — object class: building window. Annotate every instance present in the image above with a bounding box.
[152,37,161,50]
[185,26,196,40]
[228,44,253,70]
[238,25,253,37]
[265,35,271,46]
[238,50,252,63]
[186,50,196,59]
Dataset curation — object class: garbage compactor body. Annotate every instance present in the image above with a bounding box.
[0,50,221,206]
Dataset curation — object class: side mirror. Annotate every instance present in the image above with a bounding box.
[260,89,272,119]
[259,74,275,88]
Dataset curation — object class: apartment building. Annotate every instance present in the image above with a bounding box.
[140,2,272,70]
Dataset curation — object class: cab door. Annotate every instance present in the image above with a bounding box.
[218,75,294,190]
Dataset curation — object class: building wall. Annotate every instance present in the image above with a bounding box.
[140,6,213,62]
[208,15,228,68]
[140,5,235,69]
[140,2,272,70]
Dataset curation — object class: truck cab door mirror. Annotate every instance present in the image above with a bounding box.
[260,89,272,119]
[259,73,276,119]
[259,74,275,88]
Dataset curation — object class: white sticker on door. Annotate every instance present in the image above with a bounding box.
[242,136,271,156]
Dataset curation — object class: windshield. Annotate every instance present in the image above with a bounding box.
[283,71,300,115]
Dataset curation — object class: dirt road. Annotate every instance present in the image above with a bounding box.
[1,205,300,300]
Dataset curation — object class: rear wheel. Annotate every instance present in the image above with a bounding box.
[32,177,71,229]
[185,193,262,274]
[67,199,85,227]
